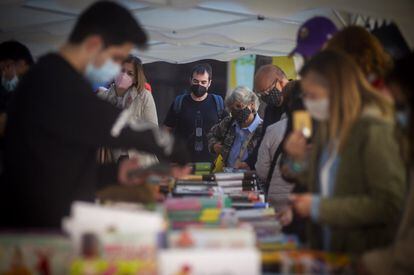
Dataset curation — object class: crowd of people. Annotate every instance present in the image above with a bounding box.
[0,1,413,274]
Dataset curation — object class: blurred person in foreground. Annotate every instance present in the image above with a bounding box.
[325,25,393,97]
[284,50,406,254]
[326,25,412,166]
[361,52,414,275]
[289,16,338,61]
[0,1,189,229]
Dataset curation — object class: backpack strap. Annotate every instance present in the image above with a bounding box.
[212,94,225,120]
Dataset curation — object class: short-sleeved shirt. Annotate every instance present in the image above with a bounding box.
[164,94,221,163]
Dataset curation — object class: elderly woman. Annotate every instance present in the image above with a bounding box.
[207,86,263,169]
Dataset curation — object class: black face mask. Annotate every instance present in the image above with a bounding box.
[260,88,283,107]
[232,107,252,125]
[190,84,208,98]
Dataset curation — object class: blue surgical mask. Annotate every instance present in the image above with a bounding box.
[396,109,410,129]
[1,75,19,92]
[85,58,121,86]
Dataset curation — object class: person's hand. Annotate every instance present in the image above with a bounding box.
[289,193,313,217]
[277,206,293,226]
[234,161,250,170]
[118,157,145,186]
[284,131,307,161]
[171,165,192,179]
[213,143,223,154]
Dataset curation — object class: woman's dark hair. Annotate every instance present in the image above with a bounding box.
[278,80,308,184]
[123,55,147,93]
[283,80,304,115]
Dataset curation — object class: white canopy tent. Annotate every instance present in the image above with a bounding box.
[0,0,413,64]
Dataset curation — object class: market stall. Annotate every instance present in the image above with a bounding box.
[0,164,355,274]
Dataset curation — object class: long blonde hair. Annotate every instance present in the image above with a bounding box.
[300,50,392,152]
[123,54,147,93]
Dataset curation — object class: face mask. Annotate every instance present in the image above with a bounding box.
[190,84,208,98]
[396,110,410,129]
[232,107,252,125]
[304,98,329,121]
[85,58,121,86]
[115,73,133,89]
[1,75,19,92]
[260,88,283,107]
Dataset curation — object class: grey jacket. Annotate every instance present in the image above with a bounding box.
[255,116,293,211]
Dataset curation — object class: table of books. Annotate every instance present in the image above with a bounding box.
[0,163,354,275]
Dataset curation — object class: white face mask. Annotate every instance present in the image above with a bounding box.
[1,74,19,92]
[85,58,121,85]
[304,98,329,121]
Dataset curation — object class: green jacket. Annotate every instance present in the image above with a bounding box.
[303,111,406,254]
[362,169,414,275]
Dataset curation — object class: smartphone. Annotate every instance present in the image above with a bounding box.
[293,110,312,138]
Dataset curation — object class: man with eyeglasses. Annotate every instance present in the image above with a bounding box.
[164,63,225,163]
[254,64,290,132]
[241,64,289,170]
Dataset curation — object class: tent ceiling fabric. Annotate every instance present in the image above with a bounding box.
[0,0,413,64]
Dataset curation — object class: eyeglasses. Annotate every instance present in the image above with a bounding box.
[256,79,279,97]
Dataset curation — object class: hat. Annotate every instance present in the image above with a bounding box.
[290,16,338,58]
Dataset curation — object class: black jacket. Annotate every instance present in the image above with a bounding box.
[246,104,286,169]
[0,54,187,228]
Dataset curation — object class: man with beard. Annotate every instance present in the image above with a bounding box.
[164,63,225,163]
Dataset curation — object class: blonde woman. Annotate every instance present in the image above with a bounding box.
[284,50,406,254]
[98,54,158,167]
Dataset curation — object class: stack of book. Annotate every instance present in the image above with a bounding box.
[167,226,256,249]
[174,171,261,199]
[235,207,301,272]
[214,172,258,194]
[63,202,163,275]
[191,162,212,175]
[261,250,353,274]
[236,208,283,244]
[0,234,72,274]
[165,197,232,230]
